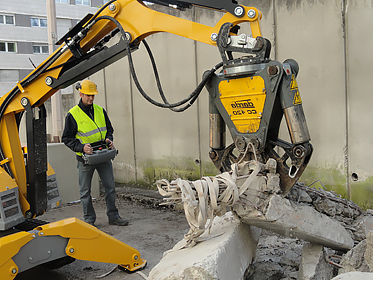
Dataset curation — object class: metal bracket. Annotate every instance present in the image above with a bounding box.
[216,22,271,70]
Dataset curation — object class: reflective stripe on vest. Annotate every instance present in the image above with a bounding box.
[69,104,107,156]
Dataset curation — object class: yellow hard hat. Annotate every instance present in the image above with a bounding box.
[76,79,98,95]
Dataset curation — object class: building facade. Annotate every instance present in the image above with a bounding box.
[0,0,110,140]
[0,0,110,96]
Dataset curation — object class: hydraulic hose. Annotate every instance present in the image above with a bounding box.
[142,39,222,112]
[93,15,223,111]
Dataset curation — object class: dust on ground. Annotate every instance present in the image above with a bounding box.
[15,186,190,280]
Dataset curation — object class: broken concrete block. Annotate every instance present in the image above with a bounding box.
[248,233,303,279]
[314,197,337,217]
[298,243,333,280]
[332,271,373,280]
[148,212,261,280]
[235,194,354,251]
[352,215,373,242]
[287,186,312,203]
[338,240,370,274]
[364,231,373,270]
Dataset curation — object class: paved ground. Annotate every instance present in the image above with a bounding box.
[15,186,190,280]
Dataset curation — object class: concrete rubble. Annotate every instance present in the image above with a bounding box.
[235,193,354,251]
[297,243,333,280]
[148,212,261,280]
[152,159,373,279]
[332,271,373,280]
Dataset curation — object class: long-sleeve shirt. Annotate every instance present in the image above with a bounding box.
[62,98,114,161]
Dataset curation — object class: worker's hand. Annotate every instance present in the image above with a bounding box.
[105,138,115,150]
[83,144,93,155]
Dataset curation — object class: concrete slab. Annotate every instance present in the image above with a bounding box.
[235,194,354,251]
[148,212,261,280]
[332,271,373,280]
[365,231,373,270]
[298,243,333,280]
[339,240,370,274]
[353,215,373,242]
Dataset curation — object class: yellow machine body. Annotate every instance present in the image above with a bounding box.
[0,218,146,279]
[219,76,266,134]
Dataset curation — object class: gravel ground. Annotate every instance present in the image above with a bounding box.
[15,186,190,280]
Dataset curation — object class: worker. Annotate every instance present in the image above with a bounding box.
[61,79,129,227]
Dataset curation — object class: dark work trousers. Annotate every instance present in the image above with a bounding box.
[77,160,119,224]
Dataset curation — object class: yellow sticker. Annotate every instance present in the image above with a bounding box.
[293,90,302,105]
[291,74,302,105]
[290,74,298,90]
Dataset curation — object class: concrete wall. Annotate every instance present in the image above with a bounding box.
[55,1,373,208]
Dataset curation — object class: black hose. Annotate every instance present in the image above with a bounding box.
[94,15,222,111]
[142,39,222,112]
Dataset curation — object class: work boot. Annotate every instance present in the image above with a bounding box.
[109,217,129,226]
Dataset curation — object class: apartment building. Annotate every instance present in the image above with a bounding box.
[0,0,112,140]
[0,0,110,96]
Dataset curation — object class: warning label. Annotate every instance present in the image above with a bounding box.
[291,74,302,105]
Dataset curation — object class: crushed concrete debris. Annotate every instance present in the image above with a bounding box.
[298,243,333,280]
[287,183,369,244]
[338,239,370,274]
[337,231,373,275]
[332,271,373,280]
[247,231,304,280]
[153,158,373,279]
[148,212,261,280]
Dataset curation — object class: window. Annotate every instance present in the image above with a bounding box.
[33,45,49,54]
[75,0,90,6]
[0,70,19,83]
[0,15,14,25]
[56,0,69,3]
[0,42,17,53]
[31,17,47,27]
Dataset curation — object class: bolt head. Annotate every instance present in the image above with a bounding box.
[45,76,53,86]
[211,33,218,42]
[248,9,256,18]
[11,268,17,274]
[69,248,74,253]
[21,97,28,107]
[109,3,116,11]
[209,150,217,159]
[26,211,33,219]
[124,32,132,42]
[234,6,244,17]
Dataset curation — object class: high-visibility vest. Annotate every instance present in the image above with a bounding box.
[69,104,107,156]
